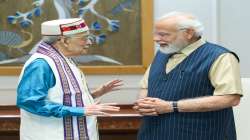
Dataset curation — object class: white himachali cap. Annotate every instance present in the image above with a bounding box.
[41,18,89,36]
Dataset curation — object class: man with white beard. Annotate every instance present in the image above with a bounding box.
[133,11,242,140]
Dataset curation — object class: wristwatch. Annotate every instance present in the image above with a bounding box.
[172,101,178,112]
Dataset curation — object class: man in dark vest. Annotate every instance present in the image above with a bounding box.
[133,11,242,140]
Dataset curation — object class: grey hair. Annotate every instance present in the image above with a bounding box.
[42,35,74,44]
[42,31,91,45]
[158,11,204,37]
[41,36,60,45]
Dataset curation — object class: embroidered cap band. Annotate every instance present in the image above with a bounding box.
[41,18,89,36]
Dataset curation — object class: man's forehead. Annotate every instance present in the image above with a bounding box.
[72,32,90,37]
[155,21,177,32]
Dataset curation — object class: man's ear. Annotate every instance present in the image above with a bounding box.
[59,36,70,44]
[64,37,70,45]
[57,36,70,48]
[184,28,195,39]
[58,36,65,43]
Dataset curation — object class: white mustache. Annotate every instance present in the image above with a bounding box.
[157,45,181,54]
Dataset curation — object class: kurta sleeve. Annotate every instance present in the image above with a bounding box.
[209,53,243,96]
[17,58,85,118]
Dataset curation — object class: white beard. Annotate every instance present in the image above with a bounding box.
[158,44,182,54]
[158,38,189,54]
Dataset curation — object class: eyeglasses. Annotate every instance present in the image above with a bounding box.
[69,34,94,43]
[153,32,171,38]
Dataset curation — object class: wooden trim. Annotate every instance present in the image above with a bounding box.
[79,65,147,74]
[0,104,135,110]
[0,65,149,75]
[0,105,141,135]
[0,66,22,75]
[0,1,154,75]
[141,0,154,67]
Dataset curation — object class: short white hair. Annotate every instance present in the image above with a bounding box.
[158,11,204,37]
[42,36,59,44]
[42,33,83,45]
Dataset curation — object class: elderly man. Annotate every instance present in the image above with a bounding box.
[134,12,242,140]
[17,18,122,140]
